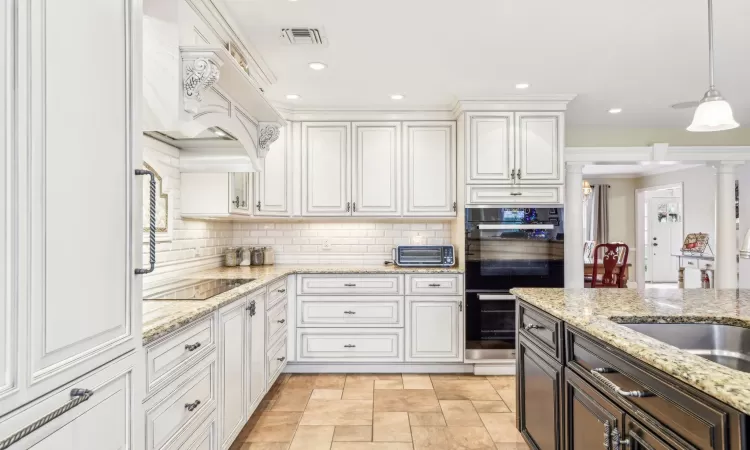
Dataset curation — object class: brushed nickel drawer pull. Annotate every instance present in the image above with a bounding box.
[277,288,286,293]
[523,323,544,331]
[590,369,654,398]
[510,192,523,196]
[344,283,357,287]
[185,400,201,412]
[344,344,356,348]
[277,356,286,362]
[277,319,286,324]
[344,310,356,315]
[428,283,442,287]
[185,342,202,352]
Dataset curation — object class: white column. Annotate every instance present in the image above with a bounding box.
[565,163,585,288]
[715,162,740,289]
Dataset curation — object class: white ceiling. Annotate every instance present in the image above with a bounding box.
[222,0,750,127]
[583,163,703,177]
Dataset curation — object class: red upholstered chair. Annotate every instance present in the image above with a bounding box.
[590,243,629,288]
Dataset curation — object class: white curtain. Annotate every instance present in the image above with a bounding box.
[585,185,609,243]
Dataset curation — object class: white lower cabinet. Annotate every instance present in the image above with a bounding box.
[297,329,404,362]
[165,407,217,450]
[405,296,463,362]
[217,299,246,450]
[0,352,140,450]
[245,290,267,417]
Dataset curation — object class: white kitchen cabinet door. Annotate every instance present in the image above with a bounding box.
[245,289,266,416]
[403,122,456,216]
[466,113,514,184]
[352,122,401,216]
[514,112,564,184]
[229,173,252,216]
[255,127,290,216]
[217,299,247,449]
[8,0,141,414]
[301,122,351,216]
[405,296,463,362]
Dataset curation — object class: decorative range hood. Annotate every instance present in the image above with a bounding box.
[143,4,283,172]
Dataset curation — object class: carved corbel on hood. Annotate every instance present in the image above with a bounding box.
[258,122,282,158]
[182,50,222,114]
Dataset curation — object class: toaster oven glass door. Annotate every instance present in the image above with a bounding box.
[398,247,443,265]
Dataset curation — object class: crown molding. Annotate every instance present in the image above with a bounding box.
[273,105,456,122]
[452,95,577,116]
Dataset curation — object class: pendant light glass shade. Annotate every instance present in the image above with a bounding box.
[687,97,740,132]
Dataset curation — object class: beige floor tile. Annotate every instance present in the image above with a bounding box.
[246,412,302,443]
[333,426,372,442]
[289,425,335,450]
[479,413,525,443]
[408,412,446,427]
[331,443,412,450]
[472,401,510,413]
[494,444,530,450]
[311,389,344,400]
[432,379,501,401]
[343,388,374,400]
[374,379,404,390]
[373,412,412,442]
[345,376,375,390]
[495,389,516,412]
[316,374,347,389]
[412,426,495,450]
[301,399,374,426]
[374,389,441,412]
[402,375,433,390]
[239,443,291,450]
[486,376,515,391]
[285,374,318,390]
[429,374,486,381]
[271,389,313,412]
[439,400,483,426]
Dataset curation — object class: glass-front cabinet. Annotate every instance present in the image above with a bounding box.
[230,172,251,215]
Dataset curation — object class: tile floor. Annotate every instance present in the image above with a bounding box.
[230,374,528,450]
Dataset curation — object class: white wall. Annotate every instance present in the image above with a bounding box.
[568,126,750,147]
[738,164,750,288]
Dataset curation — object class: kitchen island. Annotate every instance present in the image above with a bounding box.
[511,287,750,450]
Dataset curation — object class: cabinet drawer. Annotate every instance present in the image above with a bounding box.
[298,296,404,327]
[566,327,739,450]
[146,315,215,394]
[406,274,462,295]
[466,185,561,205]
[146,353,217,450]
[0,353,137,450]
[267,277,288,309]
[518,301,563,362]
[297,329,404,362]
[267,298,288,346]
[267,339,287,387]
[297,274,403,295]
[165,408,217,450]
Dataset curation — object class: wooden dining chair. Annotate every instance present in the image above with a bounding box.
[590,243,629,288]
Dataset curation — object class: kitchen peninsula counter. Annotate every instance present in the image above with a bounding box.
[511,287,750,415]
[143,265,463,345]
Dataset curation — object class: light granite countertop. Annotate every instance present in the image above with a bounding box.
[143,264,463,345]
[511,288,750,415]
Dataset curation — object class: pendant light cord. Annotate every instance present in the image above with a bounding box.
[707,0,715,89]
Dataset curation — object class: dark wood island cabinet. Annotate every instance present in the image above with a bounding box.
[515,299,749,450]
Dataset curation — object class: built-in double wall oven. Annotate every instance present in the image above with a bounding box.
[464,207,565,360]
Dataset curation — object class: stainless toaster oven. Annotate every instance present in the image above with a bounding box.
[393,245,455,267]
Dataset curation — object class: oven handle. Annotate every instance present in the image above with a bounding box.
[477,224,554,230]
[477,294,516,301]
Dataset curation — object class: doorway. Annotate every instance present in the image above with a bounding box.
[636,184,684,289]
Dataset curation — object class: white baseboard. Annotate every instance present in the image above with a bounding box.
[284,362,474,374]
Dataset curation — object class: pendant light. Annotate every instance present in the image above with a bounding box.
[687,0,739,132]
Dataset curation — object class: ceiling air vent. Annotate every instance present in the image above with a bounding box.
[280,27,327,45]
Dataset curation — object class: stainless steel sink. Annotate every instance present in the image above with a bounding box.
[619,323,750,373]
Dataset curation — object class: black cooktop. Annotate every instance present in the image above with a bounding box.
[144,278,255,301]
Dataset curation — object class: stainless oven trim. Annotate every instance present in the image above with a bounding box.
[477,294,516,301]
[477,224,554,230]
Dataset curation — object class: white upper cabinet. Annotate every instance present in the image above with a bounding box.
[181,173,253,218]
[301,122,352,216]
[515,112,563,184]
[466,113,514,184]
[255,127,290,216]
[403,122,456,216]
[352,122,401,216]
[3,0,140,414]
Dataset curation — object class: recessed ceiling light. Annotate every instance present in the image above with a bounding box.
[286,94,301,100]
[515,83,530,89]
[308,62,327,71]
[608,108,623,114]
[390,94,405,100]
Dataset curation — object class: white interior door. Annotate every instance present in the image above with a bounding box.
[21,0,138,410]
[301,122,351,216]
[649,197,681,282]
[352,122,400,216]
